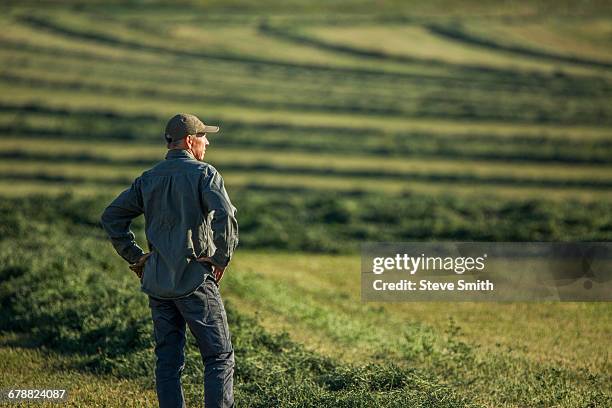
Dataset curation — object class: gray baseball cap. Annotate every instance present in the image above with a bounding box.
[164,113,219,142]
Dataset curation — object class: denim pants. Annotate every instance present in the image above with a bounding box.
[148,276,234,408]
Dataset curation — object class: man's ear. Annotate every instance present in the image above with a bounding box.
[184,135,193,149]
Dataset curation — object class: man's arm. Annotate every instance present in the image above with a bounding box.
[100,178,146,264]
[200,168,239,269]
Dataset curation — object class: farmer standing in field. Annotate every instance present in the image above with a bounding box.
[100,113,238,408]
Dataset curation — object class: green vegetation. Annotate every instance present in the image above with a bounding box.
[0,0,610,406]
[0,343,159,407]
[0,197,610,407]
[0,199,471,407]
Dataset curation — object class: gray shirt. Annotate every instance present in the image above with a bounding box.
[101,149,239,299]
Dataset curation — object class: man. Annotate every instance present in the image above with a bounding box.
[100,113,238,408]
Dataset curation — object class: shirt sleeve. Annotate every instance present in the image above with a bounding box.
[200,168,239,267]
[100,178,146,264]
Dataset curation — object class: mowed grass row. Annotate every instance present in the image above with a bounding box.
[431,19,612,68]
[263,23,612,77]
[2,138,611,182]
[2,178,611,202]
[9,9,583,80]
[2,8,610,103]
[3,51,609,127]
[5,11,612,95]
[0,12,455,82]
[18,9,612,81]
[1,86,610,145]
[1,101,610,142]
[1,103,612,166]
[2,139,611,180]
[2,25,607,109]
[8,46,605,112]
[12,12,439,77]
[3,63,609,126]
[305,23,610,75]
[1,142,612,201]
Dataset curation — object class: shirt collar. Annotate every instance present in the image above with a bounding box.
[165,149,195,160]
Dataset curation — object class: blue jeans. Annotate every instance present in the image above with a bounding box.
[148,276,234,408]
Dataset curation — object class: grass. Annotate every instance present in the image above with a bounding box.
[0,2,611,406]
[0,203,474,407]
[2,139,611,176]
[286,24,610,76]
[0,197,609,407]
[3,10,612,127]
[2,136,612,196]
[5,12,451,77]
[0,126,608,202]
[7,66,608,126]
[449,19,612,65]
[2,177,612,202]
[0,340,159,407]
[2,160,612,201]
[227,251,611,371]
[2,82,610,138]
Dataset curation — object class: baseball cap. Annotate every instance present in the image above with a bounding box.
[164,113,219,142]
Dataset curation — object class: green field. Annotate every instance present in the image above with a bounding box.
[0,1,611,407]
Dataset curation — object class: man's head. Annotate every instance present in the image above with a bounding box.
[167,133,209,161]
[164,113,219,161]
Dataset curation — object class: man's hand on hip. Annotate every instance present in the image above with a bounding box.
[129,252,151,280]
[196,257,226,284]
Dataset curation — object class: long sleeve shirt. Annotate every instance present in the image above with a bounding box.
[100,149,239,299]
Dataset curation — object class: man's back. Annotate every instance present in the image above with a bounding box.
[101,149,238,299]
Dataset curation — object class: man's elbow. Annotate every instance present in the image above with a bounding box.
[99,206,113,233]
